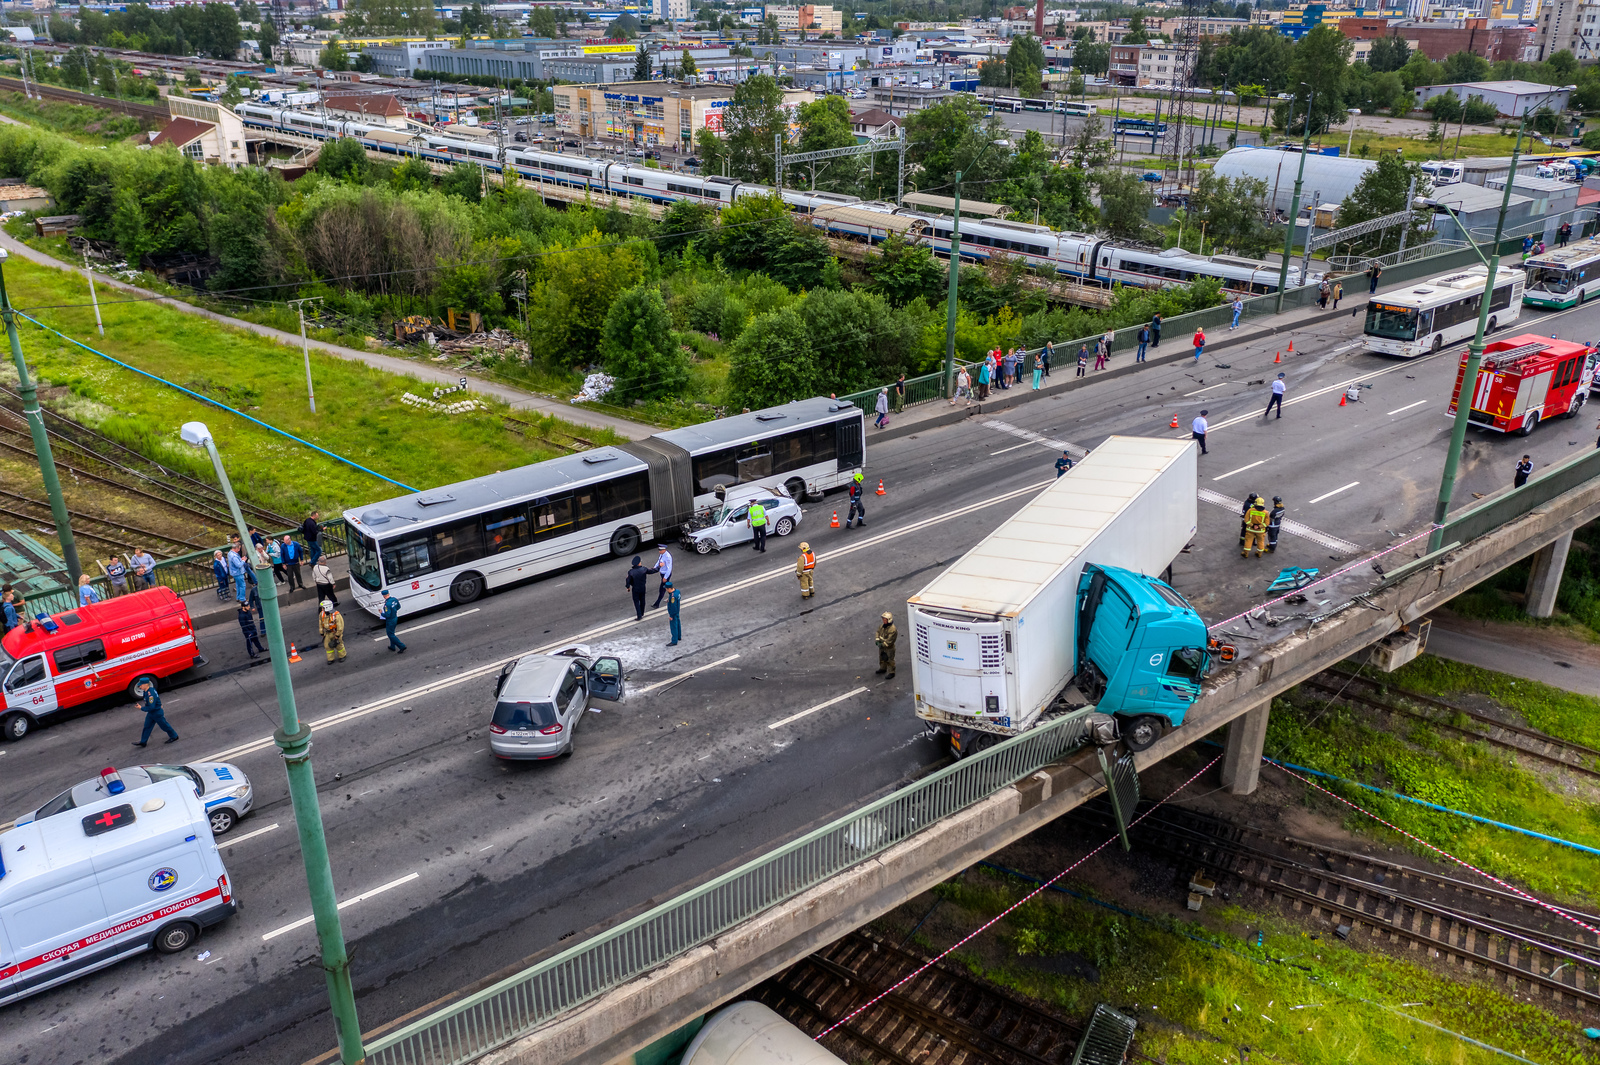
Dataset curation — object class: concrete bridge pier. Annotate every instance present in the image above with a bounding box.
[1525,531,1574,618]
[1219,699,1271,795]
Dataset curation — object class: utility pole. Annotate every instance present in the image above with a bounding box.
[83,253,103,337]
[1274,87,1314,312]
[287,297,321,413]
[942,171,963,399]
[1430,86,1574,552]
[0,250,80,582]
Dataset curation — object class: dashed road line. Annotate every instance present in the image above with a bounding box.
[768,687,870,730]
[372,608,481,641]
[633,653,742,696]
[1213,459,1267,481]
[1197,488,1361,553]
[261,872,420,941]
[985,420,1086,457]
[224,823,279,846]
[1308,481,1361,505]
[1387,399,1429,416]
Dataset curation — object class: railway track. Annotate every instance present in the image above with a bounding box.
[753,929,1154,1065]
[0,486,204,555]
[1069,803,1600,1014]
[0,77,168,120]
[1302,670,1600,781]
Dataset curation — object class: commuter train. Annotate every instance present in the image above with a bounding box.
[235,103,1298,294]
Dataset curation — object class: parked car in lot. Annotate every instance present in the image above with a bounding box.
[13,762,254,835]
[489,648,624,761]
[679,485,803,554]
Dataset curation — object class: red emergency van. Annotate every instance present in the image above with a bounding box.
[1448,334,1597,435]
[1,587,205,742]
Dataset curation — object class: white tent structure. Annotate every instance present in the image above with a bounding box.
[1212,146,1377,216]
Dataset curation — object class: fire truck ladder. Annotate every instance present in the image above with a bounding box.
[1481,342,1549,371]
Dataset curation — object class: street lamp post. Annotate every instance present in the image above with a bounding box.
[180,421,364,1065]
[1273,86,1315,312]
[0,249,81,582]
[1428,85,1576,552]
[1345,107,1361,155]
[942,170,964,399]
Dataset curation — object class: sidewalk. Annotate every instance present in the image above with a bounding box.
[876,288,1369,444]
[0,231,657,440]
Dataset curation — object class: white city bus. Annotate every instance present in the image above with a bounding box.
[1362,265,1524,358]
[343,398,865,617]
[1523,236,1600,310]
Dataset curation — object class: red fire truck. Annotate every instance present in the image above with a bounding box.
[1448,334,1597,436]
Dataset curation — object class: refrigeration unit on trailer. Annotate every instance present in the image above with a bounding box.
[907,437,1209,756]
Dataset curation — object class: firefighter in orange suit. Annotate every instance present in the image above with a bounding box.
[796,542,816,599]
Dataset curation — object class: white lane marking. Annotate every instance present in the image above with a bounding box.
[204,480,1052,764]
[372,608,480,641]
[1387,399,1429,416]
[223,823,279,846]
[1213,459,1266,481]
[991,439,1055,455]
[768,687,870,730]
[985,420,1086,457]
[1185,382,1231,396]
[1308,482,1361,505]
[632,653,742,696]
[1182,350,1448,436]
[1196,488,1360,553]
[261,872,420,941]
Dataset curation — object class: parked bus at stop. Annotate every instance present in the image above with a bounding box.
[1522,236,1600,309]
[1362,265,1523,358]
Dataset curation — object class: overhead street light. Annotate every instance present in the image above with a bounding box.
[1428,83,1577,553]
[180,421,365,1065]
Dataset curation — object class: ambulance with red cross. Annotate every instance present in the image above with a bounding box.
[0,774,235,1006]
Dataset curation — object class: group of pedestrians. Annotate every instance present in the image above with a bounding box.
[78,547,155,605]
[1316,277,1344,310]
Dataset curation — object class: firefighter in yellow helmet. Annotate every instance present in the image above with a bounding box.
[1242,496,1270,558]
[318,599,347,663]
[796,541,816,599]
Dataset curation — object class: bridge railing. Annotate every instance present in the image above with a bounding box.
[363,708,1100,1065]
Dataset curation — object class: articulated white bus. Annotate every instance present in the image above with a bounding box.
[343,398,866,617]
[1362,265,1524,358]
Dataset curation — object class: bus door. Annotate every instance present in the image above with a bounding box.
[836,417,863,472]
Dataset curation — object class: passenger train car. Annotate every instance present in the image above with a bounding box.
[236,103,1297,294]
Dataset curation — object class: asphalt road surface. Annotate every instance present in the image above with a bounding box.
[7,294,1599,1065]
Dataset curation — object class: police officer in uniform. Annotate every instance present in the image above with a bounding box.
[1267,496,1286,554]
[845,470,868,528]
[381,588,406,652]
[664,580,681,645]
[875,611,898,679]
[625,556,649,619]
[796,542,815,598]
[1055,450,1073,478]
[319,599,347,663]
[748,499,769,552]
[1242,497,1270,558]
[132,678,178,746]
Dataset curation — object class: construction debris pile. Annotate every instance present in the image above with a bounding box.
[573,372,614,403]
[391,315,529,361]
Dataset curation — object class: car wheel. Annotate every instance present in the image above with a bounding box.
[1518,411,1540,436]
[1,712,30,741]
[209,807,238,835]
[1569,392,1588,418]
[450,573,484,604]
[128,673,158,699]
[784,477,808,502]
[695,537,714,555]
[774,516,795,536]
[154,921,198,954]
[1122,715,1166,753]
[609,525,640,558]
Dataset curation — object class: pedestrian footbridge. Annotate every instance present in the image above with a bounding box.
[342,447,1600,1065]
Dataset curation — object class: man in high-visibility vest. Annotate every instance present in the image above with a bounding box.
[796,542,815,599]
[748,500,769,553]
[1242,497,1270,558]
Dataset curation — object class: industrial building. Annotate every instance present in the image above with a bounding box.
[1412,80,1574,117]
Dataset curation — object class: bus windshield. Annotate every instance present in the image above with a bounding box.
[1526,266,1575,294]
[346,526,382,591]
[1365,303,1420,341]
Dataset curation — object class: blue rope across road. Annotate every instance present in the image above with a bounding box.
[18,311,418,491]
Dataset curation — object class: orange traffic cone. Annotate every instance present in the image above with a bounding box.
[875,479,886,496]
[1288,340,1295,353]
[288,642,301,663]
[1169,414,1179,428]
[1339,392,1347,407]
[830,510,840,528]
[1274,350,1281,364]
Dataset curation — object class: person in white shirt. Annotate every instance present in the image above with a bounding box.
[649,544,674,609]
[1265,372,1285,419]
[1191,411,1209,454]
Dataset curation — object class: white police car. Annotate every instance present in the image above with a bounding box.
[15,763,254,835]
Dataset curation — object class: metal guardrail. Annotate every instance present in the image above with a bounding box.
[837,238,1502,415]
[364,707,1101,1065]
[20,519,348,617]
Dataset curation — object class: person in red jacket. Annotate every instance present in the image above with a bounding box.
[1193,327,1206,363]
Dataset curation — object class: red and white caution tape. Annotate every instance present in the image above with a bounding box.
[815,754,1223,1040]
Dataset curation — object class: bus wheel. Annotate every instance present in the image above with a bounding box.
[1487,316,1497,332]
[153,921,199,954]
[784,477,808,503]
[1518,412,1540,437]
[609,526,640,558]
[1,712,30,741]
[450,573,484,604]
[1431,335,1443,353]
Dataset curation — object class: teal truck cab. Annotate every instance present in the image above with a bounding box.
[1074,563,1212,750]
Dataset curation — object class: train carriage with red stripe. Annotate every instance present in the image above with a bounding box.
[1447,334,1597,436]
[0,776,234,1006]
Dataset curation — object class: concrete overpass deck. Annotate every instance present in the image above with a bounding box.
[13,267,1600,1065]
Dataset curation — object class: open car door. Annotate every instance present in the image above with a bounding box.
[587,656,625,701]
